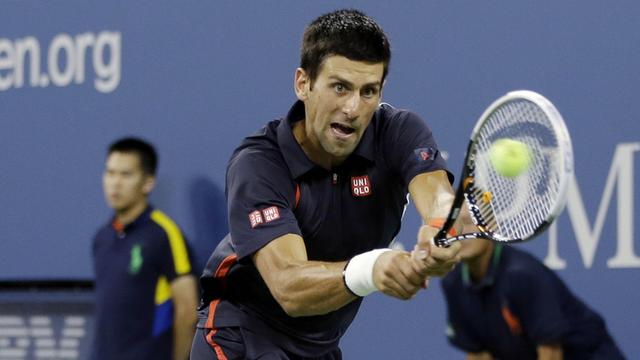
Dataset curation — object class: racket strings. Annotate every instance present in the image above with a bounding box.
[471,100,563,241]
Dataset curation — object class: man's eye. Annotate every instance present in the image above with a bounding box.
[363,88,376,97]
[334,84,345,93]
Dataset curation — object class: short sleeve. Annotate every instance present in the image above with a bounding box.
[150,210,193,282]
[226,149,301,260]
[378,107,452,186]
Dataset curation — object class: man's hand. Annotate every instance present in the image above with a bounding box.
[371,223,461,301]
[406,171,463,280]
[413,224,461,277]
[372,250,427,300]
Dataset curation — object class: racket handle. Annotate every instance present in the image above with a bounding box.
[434,237,451,248]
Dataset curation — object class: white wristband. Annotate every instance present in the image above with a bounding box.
[343,249,391,297]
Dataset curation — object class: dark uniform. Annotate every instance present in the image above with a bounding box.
[193,100,450,359]
[92,206,193,360]
[441,244,625,359]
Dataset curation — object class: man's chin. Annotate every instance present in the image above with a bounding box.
[108,202,128,213]
[327,143,357,158]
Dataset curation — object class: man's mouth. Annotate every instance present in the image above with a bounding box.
[330,123,356,139]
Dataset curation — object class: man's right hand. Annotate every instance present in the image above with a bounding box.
[371,227,461,301]
[371,250,430,300]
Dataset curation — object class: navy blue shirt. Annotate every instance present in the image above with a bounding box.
[441,244,624,359]
[92,206,193,360]
[198,100,450,356]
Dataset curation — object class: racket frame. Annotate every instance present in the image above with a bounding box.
[434,90,573,247]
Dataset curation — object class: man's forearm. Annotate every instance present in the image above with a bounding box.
[261,259,357,317]
[537,344,563,360]
[173,308,196,360]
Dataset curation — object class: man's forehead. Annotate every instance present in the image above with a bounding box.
[319,55,384,84]
[106,152,142,168]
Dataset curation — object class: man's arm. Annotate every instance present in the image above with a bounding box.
[253,233,430,317]
[537,344,563,360]
[253,234,354,317]
[408,170,465,274]
[467,352,493,360]
[408,170,457,222]
[170,275,198,360]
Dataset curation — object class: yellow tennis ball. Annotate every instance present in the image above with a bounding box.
[489,139,531,177]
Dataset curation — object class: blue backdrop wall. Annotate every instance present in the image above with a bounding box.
[1,1,638,358]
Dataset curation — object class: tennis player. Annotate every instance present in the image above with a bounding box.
[191,9,467,359]
[441,239,625,359]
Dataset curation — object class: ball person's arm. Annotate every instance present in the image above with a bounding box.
[537,344,563,360]
[170,275,198,360]
[466,352,493,360]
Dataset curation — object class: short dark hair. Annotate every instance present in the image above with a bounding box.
[108,137,158,176]
[300,9,391,86]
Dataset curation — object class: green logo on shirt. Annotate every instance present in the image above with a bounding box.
[129,244,144,274]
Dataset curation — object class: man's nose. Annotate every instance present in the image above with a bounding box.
[342,93,360,118]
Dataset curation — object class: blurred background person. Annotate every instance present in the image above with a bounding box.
[92,137,198,360]
[441,238,625,359]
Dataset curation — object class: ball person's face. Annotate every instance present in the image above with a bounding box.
[296,56,383,163]
[459,238,494,262]
[102,152,153,213]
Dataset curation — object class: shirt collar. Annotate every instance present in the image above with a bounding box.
[352,116,375,163]
[276,100,376,179]
[462,244,503,290]
[111,205,153,234]
[277,101,316,179]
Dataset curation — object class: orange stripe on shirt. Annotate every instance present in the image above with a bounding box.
[204,299,220,330]
[204,254,238,329]
[205,328,229,360]
[215,254,238,278]
[501,306,523,335]
[295,183,301,209]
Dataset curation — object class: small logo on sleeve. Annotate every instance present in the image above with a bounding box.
[414,147,436,162]
[249,206,281,228]
[351,175,372,197]
[249,210,264,228]
[262,206,280,222]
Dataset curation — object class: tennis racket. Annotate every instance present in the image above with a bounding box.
[434,90,573,247]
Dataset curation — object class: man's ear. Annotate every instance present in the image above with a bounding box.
[294,68,310,101]
[142,175,156,195]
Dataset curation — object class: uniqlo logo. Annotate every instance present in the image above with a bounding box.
[262,206,280,222]
[249,210,264,228]
[351,175,372,197]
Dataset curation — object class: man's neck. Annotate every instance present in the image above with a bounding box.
[115,200,148,227]
[292,119,345,169]
[467,243,495,282]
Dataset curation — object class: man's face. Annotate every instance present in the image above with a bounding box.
[295,56,384,165]
[102,152,153,212]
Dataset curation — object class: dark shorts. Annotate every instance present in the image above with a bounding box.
[190,327,342,360]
